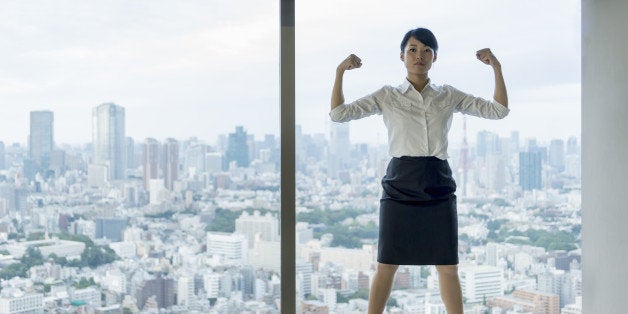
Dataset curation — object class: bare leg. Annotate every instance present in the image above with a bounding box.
[435,265,463,314]
[367,263,399,314]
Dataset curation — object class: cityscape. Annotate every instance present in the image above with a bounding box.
[0,103,581,314]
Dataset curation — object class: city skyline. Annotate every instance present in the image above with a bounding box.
[0,0,580,144]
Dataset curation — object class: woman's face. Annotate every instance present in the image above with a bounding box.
[401,37,437,76]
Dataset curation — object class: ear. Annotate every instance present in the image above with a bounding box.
[400,52,404,62]
[433,52,438,62]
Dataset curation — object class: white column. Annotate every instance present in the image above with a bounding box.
[582,0,628,312]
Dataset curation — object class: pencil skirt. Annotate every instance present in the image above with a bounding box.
[377,156,459,265]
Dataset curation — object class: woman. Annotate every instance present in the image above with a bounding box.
[329,27,508,314]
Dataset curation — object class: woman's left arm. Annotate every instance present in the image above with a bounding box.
[476,48,508,108]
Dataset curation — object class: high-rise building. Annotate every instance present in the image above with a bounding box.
[162,138,179,190]
[105,270,127,294]
[177,274,195,306]
[185,144,207,174]
[203,273,221,298]
[328,122,350,178]
[0,141,5,170]
[549,139,565,172]
[126,137,135,170]
[519,151,542,190]
[92,103,126,180]
[205,152,223,174]
[235,211,279,248]
[566,136,579,156]
[28,110,54,168]
[476,130,500,158]
[459,265,503,303]
[486,243,500,267]
[296,259,313,296]
[136,275,175,310]
[225,126,250,168]
[95,217,128,242]
[143,138,160,190]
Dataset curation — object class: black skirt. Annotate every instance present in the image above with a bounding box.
[377,156,458,265]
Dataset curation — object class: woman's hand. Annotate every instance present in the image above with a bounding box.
[476,48,508,107]
[476,48,501,69]
[337,54,363,73]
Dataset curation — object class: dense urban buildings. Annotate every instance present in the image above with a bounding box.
[0,109,582,313]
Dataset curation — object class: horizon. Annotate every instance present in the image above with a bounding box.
[0,0,581,146]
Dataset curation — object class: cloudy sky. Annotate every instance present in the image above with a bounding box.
[0,0,580,146]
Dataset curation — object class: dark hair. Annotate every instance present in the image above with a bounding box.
[400,28,438,53]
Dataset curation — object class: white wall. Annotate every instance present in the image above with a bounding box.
[582,0,628,312]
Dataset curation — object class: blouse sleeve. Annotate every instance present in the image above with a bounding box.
[447,85,510,120]
[329,87,386,122]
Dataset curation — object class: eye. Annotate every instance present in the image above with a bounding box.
[409,48,416,53]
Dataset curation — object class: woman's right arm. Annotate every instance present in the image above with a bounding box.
[331,54,362,111]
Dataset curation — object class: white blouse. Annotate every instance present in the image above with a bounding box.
[329,79,509,159]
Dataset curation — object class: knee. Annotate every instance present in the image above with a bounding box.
[435,265,458,276]
[376,263,399,275]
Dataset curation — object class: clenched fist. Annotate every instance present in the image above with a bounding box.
[476,48,501,69]
[337,54,363,72]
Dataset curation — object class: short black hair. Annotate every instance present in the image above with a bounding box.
[400,28,438,53]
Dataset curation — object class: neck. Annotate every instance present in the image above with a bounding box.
[406,74,429,92]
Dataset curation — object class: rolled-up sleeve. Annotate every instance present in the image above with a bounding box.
[329,87,385,122]
[448,85,510,120]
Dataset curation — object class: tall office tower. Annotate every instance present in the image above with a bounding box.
[162,138,179,190]
[476,130,500,158]
[143,138,160,190]
[0,141,5,170]
[185,144,207,174]
[519,151,543,191]
[177,274,195,306]
[486,154,506,191]
[459,265,504,303]
[235,211,279,248]
[126,137,135,170]
[92,103,126,180]
[328,122,350,178]
[486,242,500,267]
[29,110,54,168]
[566,136,579,155]
[263,134,280,165]
[549,139,565,172]
[136,276,175,310]
[205,152,223,174]
[95,217,128,242]
[510,130,520,153]
[296,259,313,296]
[225,126,249,168]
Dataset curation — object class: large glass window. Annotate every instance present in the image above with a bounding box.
[296,0,581,312]
[0,1,582,312]
[0,1,281,312]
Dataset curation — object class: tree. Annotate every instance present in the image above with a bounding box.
[205,208,242,232]
[73,277,96,289]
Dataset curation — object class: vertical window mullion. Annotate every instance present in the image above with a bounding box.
[280,0,296,312]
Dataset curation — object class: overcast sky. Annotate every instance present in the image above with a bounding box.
[0,0,580,146]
